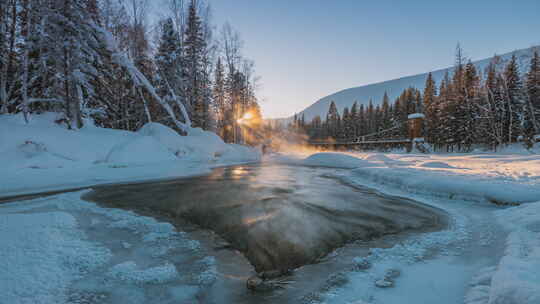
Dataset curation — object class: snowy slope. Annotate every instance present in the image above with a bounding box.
[285,45,539,122]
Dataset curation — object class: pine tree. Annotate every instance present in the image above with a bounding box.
[358,104,366,137]
[213,57,228,138]
[381,92,392,131]
[342,106,352,139]
[503,54,524,143]
[524,50,540,141]
[423,72,438,144]
[326,101,339,139]
[350,101,358,137]
[367,99,374,134]
[183,0,208,129]
[156,18,184,99]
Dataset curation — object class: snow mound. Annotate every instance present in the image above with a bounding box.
[106,136,177,164]
[419,161,457,169]
[304,153,374,169]
[138,123,233,162]
[362,154,405,166]
[408,113,425,119]
[219,143,262,164]
[488,202,540,304]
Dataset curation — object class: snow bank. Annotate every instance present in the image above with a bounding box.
[0,112,135,167]
[350,165,540,204]
[487,202,540,304]
[298,151,540,205]
[304,152,375,169]
[418,161,457,169]
[0,113,260,198]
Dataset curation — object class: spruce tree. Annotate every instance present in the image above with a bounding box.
[525,51,540,140]
[423,72,437,144]
[503,54,524,142]
[381,92,392,131]
[350,101,358,137]
[213,57,228,139]
[326,101,339,139]
[183,0,207,129]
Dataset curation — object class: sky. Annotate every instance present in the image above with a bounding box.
[204,0,540,118]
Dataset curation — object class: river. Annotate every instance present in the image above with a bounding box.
[83,164,448,303]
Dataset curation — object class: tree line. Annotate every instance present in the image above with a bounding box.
[294,45,540,151]
[0,0,262,144]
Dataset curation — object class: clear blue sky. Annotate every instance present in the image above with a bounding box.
[207,0,540,118]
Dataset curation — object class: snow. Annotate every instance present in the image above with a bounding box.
[0,191,216,304]
[407,113,425,119]
[488,202,540,304]
[106,261,179,285]
[0,113,260,198]
[304,152,375,169]
[268,150,540,303]
[299,151,540,205]
[2,113,539,304]
[0,211,110,304]
[106,136,177,164]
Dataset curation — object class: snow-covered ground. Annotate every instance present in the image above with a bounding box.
[0,113,260,303]
[2,114,539,304]
[0,191,216,304]
[275,151,540,304]
[273,148,540,205]
[0,113,260,198]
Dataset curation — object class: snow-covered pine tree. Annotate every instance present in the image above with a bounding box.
[29,0,106,129]
[423,72,437,144]
[154,17,192,129]
[357,104,366,137]
[342,106,352,139]
[458,60,480,150]
[379,93,392,134]
[367,99,375,134]
[0,0,16,114]
[524,50,540,143]
[326,101,339,139]
[183,0,207,129]
[350,101,358,137]
[503,54,525,143]
[213,57,229,138]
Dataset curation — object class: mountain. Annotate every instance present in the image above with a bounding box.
[281,45,538,124]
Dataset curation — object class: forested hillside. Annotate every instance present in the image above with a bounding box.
[291,46,540,151]
[290,46,537,123]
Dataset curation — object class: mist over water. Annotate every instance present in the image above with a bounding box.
[86,164,445,273]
